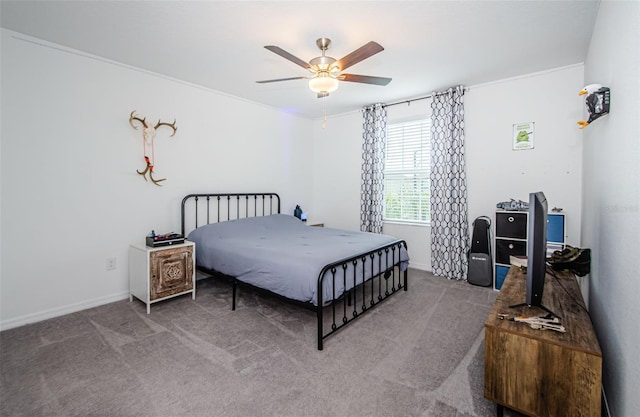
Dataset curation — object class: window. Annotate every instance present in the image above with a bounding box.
[383,119,431,223]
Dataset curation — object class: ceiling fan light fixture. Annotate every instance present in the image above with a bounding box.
[258,38,391,97]
[309,73,339,94]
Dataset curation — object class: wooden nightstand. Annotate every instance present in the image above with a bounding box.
[129,241,195,313]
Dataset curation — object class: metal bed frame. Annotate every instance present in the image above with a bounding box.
[181,192,408,350]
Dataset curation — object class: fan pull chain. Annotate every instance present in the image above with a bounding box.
[322,96,328,129]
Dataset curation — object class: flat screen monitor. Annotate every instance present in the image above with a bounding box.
[526,191,547,306]
[510,191,557,316]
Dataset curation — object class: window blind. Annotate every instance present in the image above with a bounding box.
[384,119,431,223]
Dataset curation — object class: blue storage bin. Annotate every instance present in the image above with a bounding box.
[547,213,565,243]
[495,265,510,290]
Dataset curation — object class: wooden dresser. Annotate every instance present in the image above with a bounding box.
[484,266,602,417]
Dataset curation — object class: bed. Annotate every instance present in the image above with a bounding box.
[181,192,409,350]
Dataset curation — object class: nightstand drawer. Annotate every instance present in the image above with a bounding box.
[150,246,194,300]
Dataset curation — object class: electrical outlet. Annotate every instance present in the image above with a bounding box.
[106,257,117,271]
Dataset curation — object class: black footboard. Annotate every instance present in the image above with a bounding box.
[316,240,408,350]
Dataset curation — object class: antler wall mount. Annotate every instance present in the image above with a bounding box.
[129,110,177,186]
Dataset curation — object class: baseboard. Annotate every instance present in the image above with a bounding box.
[407,262,429,272]
[1,265,433,331]
[0,291,130,331]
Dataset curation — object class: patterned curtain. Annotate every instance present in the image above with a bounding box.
[430,86,469,280]
[361,103,387,233]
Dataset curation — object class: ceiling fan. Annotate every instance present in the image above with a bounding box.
[256,38,391,98]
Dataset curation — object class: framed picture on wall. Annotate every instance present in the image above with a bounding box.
[513,122,535,150]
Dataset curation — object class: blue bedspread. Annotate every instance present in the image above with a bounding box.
[187,214,409,305]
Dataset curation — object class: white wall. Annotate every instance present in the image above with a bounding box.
[0,30,314,329]
[311,111,363,231]
[581,2,640,416]
[311,65,584,273]
[466,65,585,248]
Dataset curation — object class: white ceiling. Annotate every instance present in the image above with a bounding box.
[1,1,599,119]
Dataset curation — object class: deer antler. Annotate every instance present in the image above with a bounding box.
[148,166,166,186]
[155,119,177,137]
[137,156,165,186]
[129,110,148,129]
[137,156,151,180]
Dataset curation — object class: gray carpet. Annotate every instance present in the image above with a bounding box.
[1,269,525,417]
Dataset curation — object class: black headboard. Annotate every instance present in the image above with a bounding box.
[181,193,281,236]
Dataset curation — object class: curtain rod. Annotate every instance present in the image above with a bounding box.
[382,87,469,109]
[383,94,432,108]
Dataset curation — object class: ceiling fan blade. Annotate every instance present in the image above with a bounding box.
[256,76,307,84]
[340,74,392,86]
[264,45,311,69]
[335,41,384,71]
